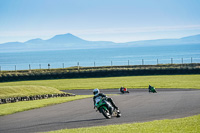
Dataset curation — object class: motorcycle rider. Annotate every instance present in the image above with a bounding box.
[120,86,125,93]
[120,86,129,93]
[148,85,157,93]
[148,85,151,92]
[93,88,119,112]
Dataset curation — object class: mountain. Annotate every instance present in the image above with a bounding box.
[0,33,116,52]
[0,33,200,52]
[46,33,87,44]
[180,34,200,42]
[125,34,200,46]
[25,38,44,44]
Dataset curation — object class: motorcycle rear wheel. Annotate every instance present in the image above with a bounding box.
[117,112,121,117]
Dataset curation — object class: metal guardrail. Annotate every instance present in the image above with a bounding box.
[0,57,199,71]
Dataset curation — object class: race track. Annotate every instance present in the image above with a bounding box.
[0,89,200,133]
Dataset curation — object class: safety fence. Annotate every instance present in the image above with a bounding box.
[0,63,200,82]
[0,57,199,71]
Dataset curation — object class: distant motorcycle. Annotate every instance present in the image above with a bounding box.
[95,97,121,119]
[148,85,157,93]
[119,87,129,94]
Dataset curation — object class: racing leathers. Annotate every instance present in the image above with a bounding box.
[93,93,118,110]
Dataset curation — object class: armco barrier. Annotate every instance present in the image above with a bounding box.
[0,93,76,104]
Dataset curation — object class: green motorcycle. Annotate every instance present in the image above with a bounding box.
[149,85,157,93]
[95,97,121,119]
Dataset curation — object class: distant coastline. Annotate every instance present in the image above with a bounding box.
[0,33,200,53]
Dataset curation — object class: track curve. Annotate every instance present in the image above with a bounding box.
[0,89,200,133]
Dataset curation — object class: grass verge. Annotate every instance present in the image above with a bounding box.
[46,114,200,133]
[0,75,200,90]
[0,85,65,99]
[0,95,92,116]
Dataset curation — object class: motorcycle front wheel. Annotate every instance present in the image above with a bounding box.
[100,107,111,119]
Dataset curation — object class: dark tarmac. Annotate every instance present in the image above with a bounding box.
[0,89,200,133]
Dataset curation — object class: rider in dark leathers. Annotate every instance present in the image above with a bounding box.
[120,86,125,93]
[93,88,119,111]
[120,86,129,93]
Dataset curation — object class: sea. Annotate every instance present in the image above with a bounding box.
[0,44,200,71]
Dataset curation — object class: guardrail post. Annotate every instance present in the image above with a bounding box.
[77,62,79,70]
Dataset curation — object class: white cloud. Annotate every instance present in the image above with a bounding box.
[1,25,200,37]
[73,25,200,35]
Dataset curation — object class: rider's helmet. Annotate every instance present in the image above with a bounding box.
[93,88,100,96]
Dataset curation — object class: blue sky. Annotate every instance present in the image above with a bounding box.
[0,0,200,43]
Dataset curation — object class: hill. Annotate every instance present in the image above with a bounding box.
[0,33,200,52]
[125,34,200,46]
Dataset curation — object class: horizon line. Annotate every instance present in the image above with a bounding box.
[1,32,200,44]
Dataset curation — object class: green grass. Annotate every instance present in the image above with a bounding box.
[0,95,92,116]
[0,85,65,99]
[0,75,200,90]
[46,114,200,133]
[0,75,199,132]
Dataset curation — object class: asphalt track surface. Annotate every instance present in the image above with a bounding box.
[0,89,200,133]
